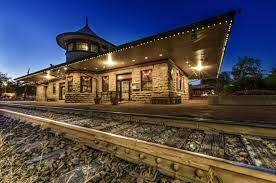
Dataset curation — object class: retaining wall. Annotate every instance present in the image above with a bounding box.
[208,95,276,105]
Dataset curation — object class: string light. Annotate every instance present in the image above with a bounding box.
[19,17,234,80]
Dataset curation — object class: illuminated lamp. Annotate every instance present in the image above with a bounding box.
[192,60,205,72]
[107,54,114,66]
[45,74,52,80]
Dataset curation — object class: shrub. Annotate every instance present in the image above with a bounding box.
[223,84,237,94]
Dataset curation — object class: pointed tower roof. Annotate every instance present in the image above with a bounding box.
[56,17,115,49]
[76,17,97,36]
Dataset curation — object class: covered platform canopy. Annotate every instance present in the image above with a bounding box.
[15,10,236,82]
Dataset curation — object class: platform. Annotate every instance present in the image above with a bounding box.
[1,100,275,123]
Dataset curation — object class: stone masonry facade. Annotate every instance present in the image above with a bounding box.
[36,59,189,103]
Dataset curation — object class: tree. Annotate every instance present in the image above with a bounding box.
[201,72,231,93]
[0,72,10,95]
[264,68,276,90]
[0,71,36,99]
[216,71,231,91]
[231,57,263,91]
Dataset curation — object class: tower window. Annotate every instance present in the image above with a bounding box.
[90,44,98,52]
[76,42,88,51]
[67,43,74,51]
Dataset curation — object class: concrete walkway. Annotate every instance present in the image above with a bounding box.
[1,100,275,123]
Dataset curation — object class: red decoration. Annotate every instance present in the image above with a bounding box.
[142,70,152,77]
[67,76,73,81]
[83,76,92,81]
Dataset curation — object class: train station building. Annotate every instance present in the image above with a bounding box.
[15,11,236,104]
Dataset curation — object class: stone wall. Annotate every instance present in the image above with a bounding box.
[65,72,96,103]
[167,61,190,102]
[36,85,46,101]
[95,62,170,103]
[65,93,94,103]
[36,59,190,104]
[208,95,276,105]
[36,79,66,101]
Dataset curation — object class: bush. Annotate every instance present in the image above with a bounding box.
[233,89,276,95]
[223,84,237,94]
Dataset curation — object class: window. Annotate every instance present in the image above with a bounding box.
[90,44,98,52]
[67,43,74,51]
[81,76,92,93]
[176,73,182,91]
[102,76,109,92]
[141,69,152,91]
[53,83,56,95]
[76,42,88,51]
[67,76,73,92]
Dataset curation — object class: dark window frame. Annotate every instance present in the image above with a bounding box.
[102,76,109,92]
[67,76,73,92]
[176,73,183,91]
[141,69,153,91]
[53,83,56,95]
[80,76,92,93]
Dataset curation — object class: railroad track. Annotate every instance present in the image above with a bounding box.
[1,103,276,138]
[0,115,175,182]
[0,104,276,182]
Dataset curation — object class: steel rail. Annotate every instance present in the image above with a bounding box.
[0,108,275,183]
[0,103,276,139]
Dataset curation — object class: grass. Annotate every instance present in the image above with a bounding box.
[0,131,38,183]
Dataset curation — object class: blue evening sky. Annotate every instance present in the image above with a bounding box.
[0,0,275,78]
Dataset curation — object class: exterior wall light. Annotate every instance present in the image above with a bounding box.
[107,53,114,66]
[45,74,52,80]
